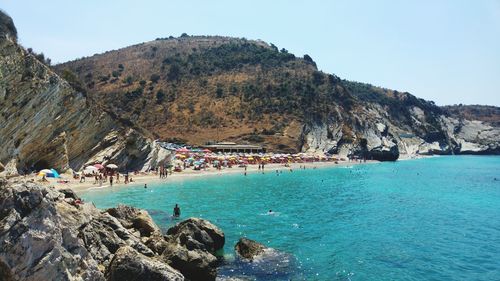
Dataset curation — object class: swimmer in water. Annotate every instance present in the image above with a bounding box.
[144,184,147,189]
[268,209,274,215]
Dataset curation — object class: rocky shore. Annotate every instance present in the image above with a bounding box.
[0,179,227,280]
[0,179,295,281]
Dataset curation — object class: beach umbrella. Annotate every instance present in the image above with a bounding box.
[39,168,59,178]
[106,164,118,169]
[176,147,190,153]
[93,163,104,169]
[203,149,211,153]
[85,166,98,171]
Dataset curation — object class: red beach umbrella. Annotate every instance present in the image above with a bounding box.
[93,163,104,169]
[176,147,190,153]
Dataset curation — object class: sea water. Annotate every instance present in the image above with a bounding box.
[80,156,500,280]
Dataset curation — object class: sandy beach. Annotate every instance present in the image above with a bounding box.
[19,160,380,194]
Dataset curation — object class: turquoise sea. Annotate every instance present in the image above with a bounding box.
[80,156,500,281]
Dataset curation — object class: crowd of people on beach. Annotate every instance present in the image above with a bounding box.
[32,146,360,189]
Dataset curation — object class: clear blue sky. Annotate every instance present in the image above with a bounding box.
[3,0,500,106]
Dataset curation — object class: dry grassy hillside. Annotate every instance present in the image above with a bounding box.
[56,36,362,152]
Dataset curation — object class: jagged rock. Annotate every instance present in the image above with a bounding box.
[0,181,158,280]
[59,188,80,200]
[0,180,105,281]
[0,159,18,178]
[229,238,297,280]
[0,10,16,41]
[162,218,225,281]
[0,161,4,173]
[107,205,160,237]
[234,238,265,261]
[166,218,225,253]
[369,144,399,161]
[106,246,184,281]
[145,233,170,255]
[0,180,243,280]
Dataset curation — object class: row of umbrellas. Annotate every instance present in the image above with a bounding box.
[176,147,211,153]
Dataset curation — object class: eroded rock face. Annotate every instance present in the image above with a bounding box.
[163,218,225,281]
[0,17,171,175]
[303,104,500,160]
[0,180,227,281]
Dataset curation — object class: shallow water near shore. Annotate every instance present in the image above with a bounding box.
[81,156,500,280]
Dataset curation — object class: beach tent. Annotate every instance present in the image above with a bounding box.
[38,168,60,178]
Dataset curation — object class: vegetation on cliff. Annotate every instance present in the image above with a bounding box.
[55,35,449,153]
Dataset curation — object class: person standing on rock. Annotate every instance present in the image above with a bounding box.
[109,174,113,186]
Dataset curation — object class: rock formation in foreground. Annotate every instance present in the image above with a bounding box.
[0,10,170,177]
[217,238,297,280]
[0,179,225,281]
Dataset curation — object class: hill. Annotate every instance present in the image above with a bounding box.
[56,35,498,159]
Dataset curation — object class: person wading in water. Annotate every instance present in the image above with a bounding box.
[173,204,181,218]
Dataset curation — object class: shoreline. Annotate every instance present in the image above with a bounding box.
[12,154,439,194]
[18,160,380,194]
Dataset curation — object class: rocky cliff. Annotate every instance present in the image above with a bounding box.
[55,36,500,160]
[0,11,171,175]
[0,179,226,281]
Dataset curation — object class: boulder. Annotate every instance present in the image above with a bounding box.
[226,238,297,280]
[107,204,160,237]
[162,242,218,281]
[162,218,225,281]
[106,246,184,281]
[234,238,265,261]
[166,218,225,252]
[369,144,399,161]
[59,188,80,200]
[145,233,170,255]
